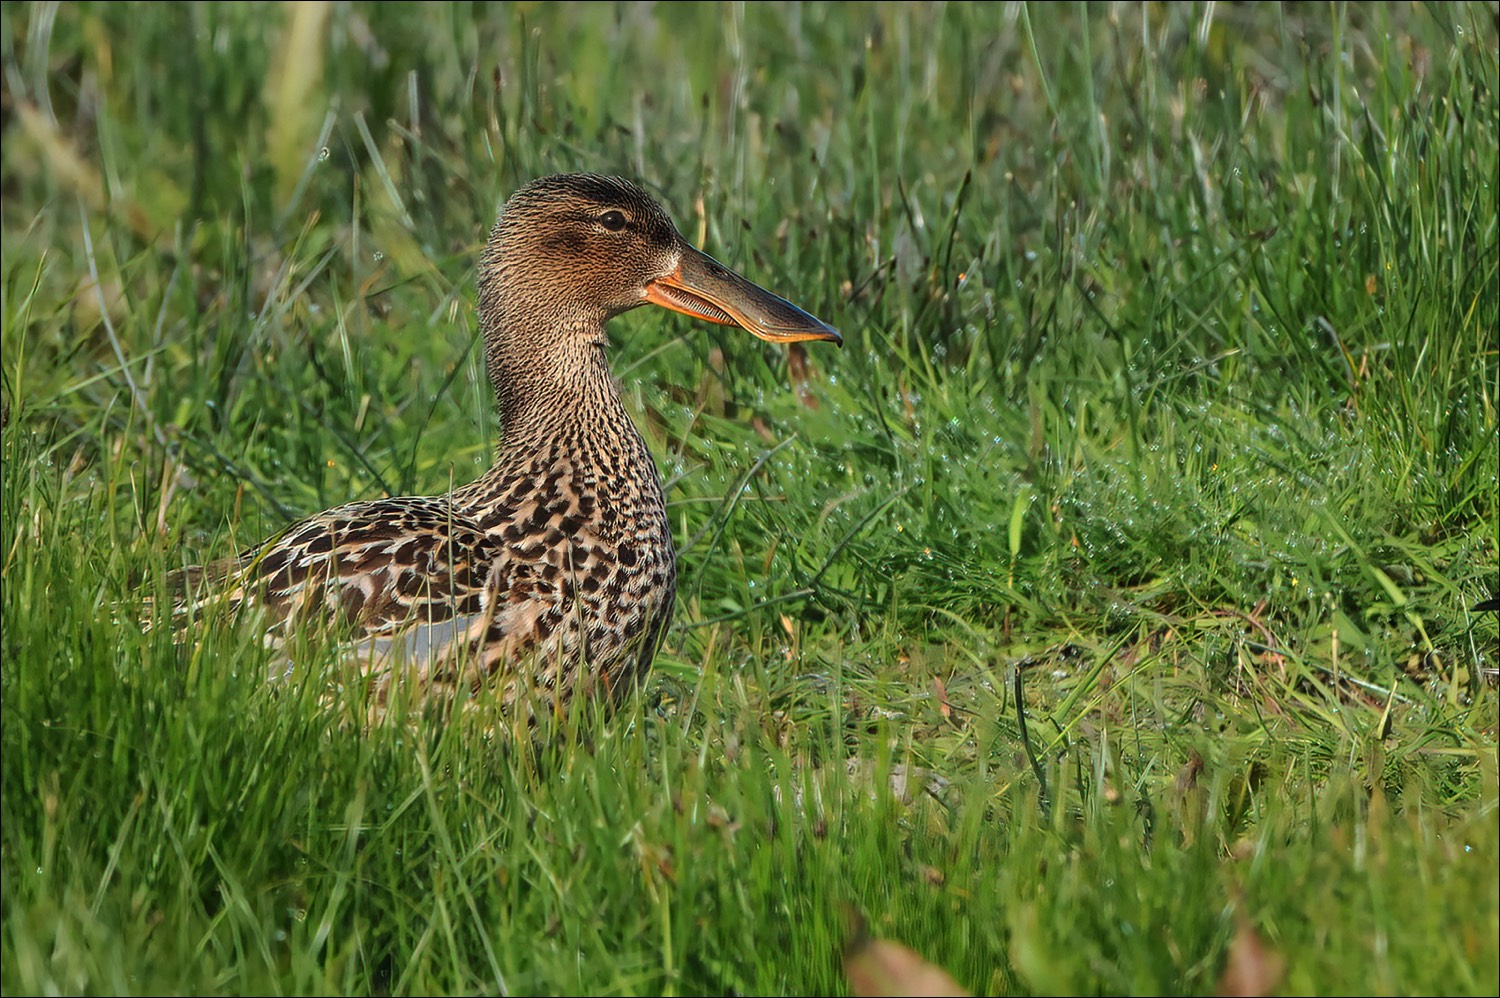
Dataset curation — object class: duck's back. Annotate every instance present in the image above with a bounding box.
[194,403,674,709]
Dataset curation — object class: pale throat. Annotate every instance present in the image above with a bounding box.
[489,314,631,443]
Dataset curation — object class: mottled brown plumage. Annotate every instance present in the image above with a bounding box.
[174,174,839,713]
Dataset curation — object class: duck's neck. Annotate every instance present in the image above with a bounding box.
[452,316,667,537]
[486,323,643,464]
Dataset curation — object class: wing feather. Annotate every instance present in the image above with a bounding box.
[179,496,504,641]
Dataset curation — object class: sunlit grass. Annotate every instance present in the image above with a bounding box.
[3,3,1497,994]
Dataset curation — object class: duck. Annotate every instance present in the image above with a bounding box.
[174,173,840,714]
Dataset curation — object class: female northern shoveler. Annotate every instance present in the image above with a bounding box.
[177,173,839,712]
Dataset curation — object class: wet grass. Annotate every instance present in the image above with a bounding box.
[3,2,1497,994]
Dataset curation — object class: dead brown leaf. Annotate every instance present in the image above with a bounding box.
[1215,910,1286,998]
[918,864,946,887]
[845,936,970,998]
[933,675,954,723]
[787,342,821,409]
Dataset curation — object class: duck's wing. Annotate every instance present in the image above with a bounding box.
[167,495,655,706]
[179,496,502,641]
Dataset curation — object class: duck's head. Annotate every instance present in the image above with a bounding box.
[477,174,841,358]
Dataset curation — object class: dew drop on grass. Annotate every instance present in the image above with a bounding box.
[318,147,330,162]
[373,251,384,262]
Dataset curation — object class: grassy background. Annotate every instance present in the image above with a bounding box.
[3,2,1497,994]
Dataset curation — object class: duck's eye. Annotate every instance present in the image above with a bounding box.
[598,210,628,232]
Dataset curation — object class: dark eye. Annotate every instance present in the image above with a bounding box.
[598,210,628,232]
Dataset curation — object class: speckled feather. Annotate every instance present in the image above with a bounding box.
[167,173,836,715]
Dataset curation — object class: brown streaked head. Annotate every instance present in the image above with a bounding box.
[478,174,841,348]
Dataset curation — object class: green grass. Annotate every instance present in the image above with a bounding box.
[3,2,1497,994]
